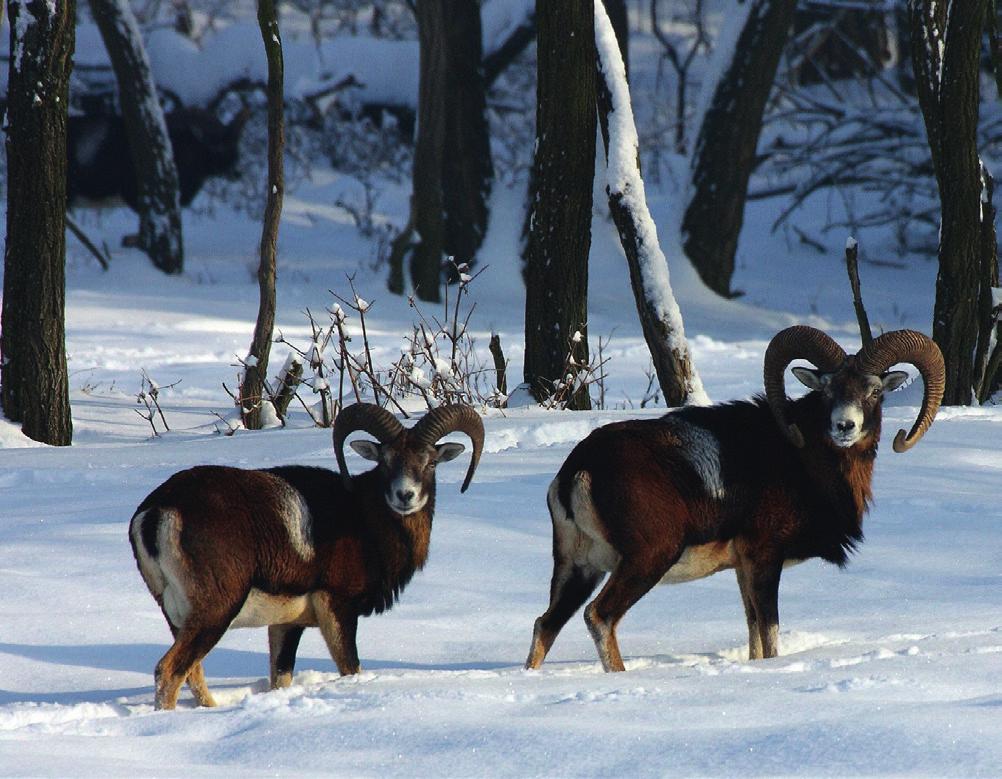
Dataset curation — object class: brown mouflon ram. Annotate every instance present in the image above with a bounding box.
[130,403,484,710]
[526,326,945,672]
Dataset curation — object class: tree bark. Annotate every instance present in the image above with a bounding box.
[388,0,493,302]
[241,0,284,430]
[89,0,184,275]
[522,0,595,410]
[442,0,493,275]
[910,0,989,405]
[595,0,707,407]
[681,0,797,298]
[1,0,75,446]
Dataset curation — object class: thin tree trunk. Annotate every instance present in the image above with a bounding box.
[910,0,989,405]
[442,0,493,272]
[241,0,284,430]
[1,0,75,446]
[89,0,183,275]
[974,167,1000,403]
[681,0,796,298]
[595,0,707,407]
[388,0,493,302]
[522,0,594,410]
[390,0,447,302]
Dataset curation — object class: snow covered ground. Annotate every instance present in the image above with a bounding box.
[2,9,1002,778]
[1,166,1000,775]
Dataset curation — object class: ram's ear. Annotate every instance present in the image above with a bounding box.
[791,366,829,391]
[881,371,909,393]
[434,442,465,463]
[349,439,381,461]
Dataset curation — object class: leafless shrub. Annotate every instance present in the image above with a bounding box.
[540,331,610,411]
[136,370,179,436]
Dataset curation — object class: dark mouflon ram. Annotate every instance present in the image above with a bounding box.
[129,403,484,710]
[526,326,945,672]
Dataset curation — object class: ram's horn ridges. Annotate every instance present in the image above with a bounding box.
[763,326,847,447]
[854,330,945,453]
[332,403,405,488]
[411,404,485,493]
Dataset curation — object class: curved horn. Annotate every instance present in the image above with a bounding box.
[854,330,945,453]
[332,403,405,488]
[410,404,485,493]
[764,326,847,448]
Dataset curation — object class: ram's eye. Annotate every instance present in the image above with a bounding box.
[871,388,882,398]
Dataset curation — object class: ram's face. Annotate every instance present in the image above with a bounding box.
[349,438,465,515]
[793,366,909,448]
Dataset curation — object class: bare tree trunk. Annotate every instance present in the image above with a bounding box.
[89,0,183,275]
[974,166,1000,403]
[522,0,594,410]
[240,0,284,430]
[595,0,707,407]
[910,0,990,406]
[681,0,796,298]
[388,0,493,302]
[1,0,75,446]
[442,0,493,275]
[388,0,447,302]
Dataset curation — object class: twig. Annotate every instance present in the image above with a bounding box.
[66,214,111,270]
[844,237,873,347]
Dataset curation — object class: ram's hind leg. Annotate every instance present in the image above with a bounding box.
[186,662,217,707]
[268,625,305,689]
[162,616,217,707]
[526,480,604,670]
[155,622,228,710]
[526,562,604,669]
[583,557,670,672]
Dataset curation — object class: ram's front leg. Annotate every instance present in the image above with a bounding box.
[268,624,306,689]
[312,593,361,675]
[735,565,764,660]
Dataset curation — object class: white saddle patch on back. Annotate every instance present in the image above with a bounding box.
[274,480,314,561]
[663,415,726,500]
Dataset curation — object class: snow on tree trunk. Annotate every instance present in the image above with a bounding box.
[680,0,796,299]
[240,0,285,430]
[594,0,708,407]
[1,0,75,446]
[909,0,991,406]
[89,0,183,275]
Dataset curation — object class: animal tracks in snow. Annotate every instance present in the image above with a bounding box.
[1,627,999,734]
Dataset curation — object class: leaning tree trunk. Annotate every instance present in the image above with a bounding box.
[1,0,75,446]
[681,0,797,298]
[89,0,183,275]
[910,0,990,406]
[594,0,707,406]
[240,0,284,430]
[522,0,594,410]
